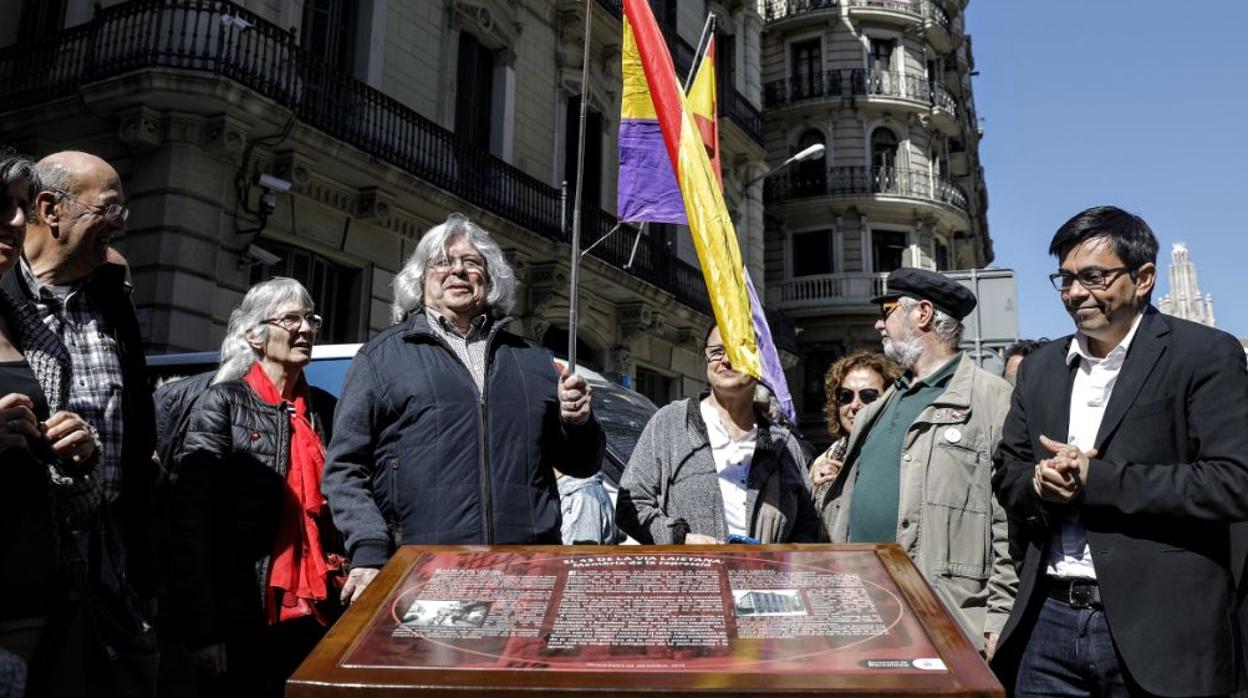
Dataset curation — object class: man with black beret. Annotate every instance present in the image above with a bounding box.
[817,267,1016,658]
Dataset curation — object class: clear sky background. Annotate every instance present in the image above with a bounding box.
[967,1,1248,341]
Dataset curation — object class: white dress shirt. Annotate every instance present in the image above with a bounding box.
[1045,311,1145,579]
[700,400,756,538]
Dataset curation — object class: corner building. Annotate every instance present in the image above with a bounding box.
[0,0,769,403]
[758,0,992,440]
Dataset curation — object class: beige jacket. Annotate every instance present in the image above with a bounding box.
[819,353,1016,645]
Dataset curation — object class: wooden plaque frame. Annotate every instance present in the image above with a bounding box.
[288,544,1002,697]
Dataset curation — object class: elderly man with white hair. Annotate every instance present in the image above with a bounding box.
[323,213,603,602]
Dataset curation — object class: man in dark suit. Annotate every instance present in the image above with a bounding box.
[992,206,1248,697]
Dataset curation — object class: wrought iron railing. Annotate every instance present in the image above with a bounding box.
[848,0,920,15]
[763,69,843,106]
[760,0,840,23]
[764,166,969,211]
[0,0,714,312]
[850,69,929,102]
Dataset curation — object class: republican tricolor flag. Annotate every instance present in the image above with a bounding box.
[618,0,796,421]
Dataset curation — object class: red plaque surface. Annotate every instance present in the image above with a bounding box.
[288,545,1003,697]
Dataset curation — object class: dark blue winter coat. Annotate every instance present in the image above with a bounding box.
[323,312,603,567]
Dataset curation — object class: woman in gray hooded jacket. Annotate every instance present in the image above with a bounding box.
[616,326,818,545]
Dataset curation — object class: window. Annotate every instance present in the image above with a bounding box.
[870,128,899,193]
[872,231,909,273]
[934,238,950,271]
[868,39,894,73]
[302,0,355,71]
[649,0,678,29]
[794,130,826,196]
[791,39,821,99]
[249,243,364,343]
[18,0,66,40]
[635,366,672,406]
[455,33,496,149]
[716,31,736,94]
[801,349,841,417]
[564,97,604,210]
[792,231,834,277]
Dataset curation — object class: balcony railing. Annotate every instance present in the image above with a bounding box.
[767,272,889,308]
[763,70,843,106]
[765,68,957,119]
[764,166,969,211]
[761,0,840,23]
[0,0,712,313]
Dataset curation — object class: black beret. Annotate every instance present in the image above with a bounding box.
[870,267,977,321]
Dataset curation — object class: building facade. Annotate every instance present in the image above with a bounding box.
[757,0,991,437]
[1158,242,1214,327]
[0,0,770,403]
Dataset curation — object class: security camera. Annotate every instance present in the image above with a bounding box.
[245,243,281,266]
[255,173,292,192]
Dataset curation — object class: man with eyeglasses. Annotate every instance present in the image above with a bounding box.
[324,213,603,604]
[990,207,1248,697]
[1,151,158,602]
[818,267,1016,659]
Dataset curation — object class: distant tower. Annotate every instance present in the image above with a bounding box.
[1159,243,1215,326]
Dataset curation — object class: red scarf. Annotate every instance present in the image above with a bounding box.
[244,362,330,625]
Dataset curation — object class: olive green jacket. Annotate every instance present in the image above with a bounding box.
[818,353,1017,646]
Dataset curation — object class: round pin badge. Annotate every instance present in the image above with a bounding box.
[944,427,962,444]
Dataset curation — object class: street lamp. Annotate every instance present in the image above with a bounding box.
[742,142,826,192]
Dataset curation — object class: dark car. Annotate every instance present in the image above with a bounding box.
[147,344,658,491]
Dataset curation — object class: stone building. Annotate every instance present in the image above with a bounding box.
[1158,242,1214,327]
[0,0,770,403]
[757,0,992,435]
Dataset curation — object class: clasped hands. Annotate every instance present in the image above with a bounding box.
[1032,434,1097,503]
[0,393,96,464]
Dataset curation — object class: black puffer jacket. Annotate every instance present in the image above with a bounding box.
[170,378,338,649]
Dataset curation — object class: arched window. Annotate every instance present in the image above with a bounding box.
[870,128,899,193]
[794,130,826,197]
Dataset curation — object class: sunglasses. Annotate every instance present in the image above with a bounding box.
[836,387,881,406]
[879,299,901,321]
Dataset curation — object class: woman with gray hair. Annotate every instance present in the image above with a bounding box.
[170,277,342,697]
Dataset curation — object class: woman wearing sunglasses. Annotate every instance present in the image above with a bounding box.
[170,277,343,697]
[809,351,902,499]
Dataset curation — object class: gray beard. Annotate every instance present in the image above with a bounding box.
[883,333,923,369]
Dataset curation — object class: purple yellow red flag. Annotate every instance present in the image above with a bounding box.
[620,0,760,378]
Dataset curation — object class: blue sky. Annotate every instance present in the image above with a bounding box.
[967,1,1248,340]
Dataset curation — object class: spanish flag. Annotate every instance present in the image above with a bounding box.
[620,0,760,378]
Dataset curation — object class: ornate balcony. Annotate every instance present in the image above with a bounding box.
[766,272,889,311]
[764,166,969,221]
[847,0,922,26]
[763,70,844,108]
[761,0,840,24]
[0,0,713,314]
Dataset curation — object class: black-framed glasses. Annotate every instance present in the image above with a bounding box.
[705,346,727,364]
[428,254,486,274]
[879,299,901,321]
[1048,267,1132,291]
[836,387,881,406]
[55,190,129,225]
[264,312,323,333]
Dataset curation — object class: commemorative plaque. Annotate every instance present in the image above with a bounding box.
[288,544,1002,697]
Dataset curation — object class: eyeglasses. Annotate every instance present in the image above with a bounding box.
[264,312,323,333]
[1048,267,1132,291]
[55,190,129,225]
[879,299,901,321]
[428,254,486,274]
[836,387,881,406]
[705,346,727,364]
